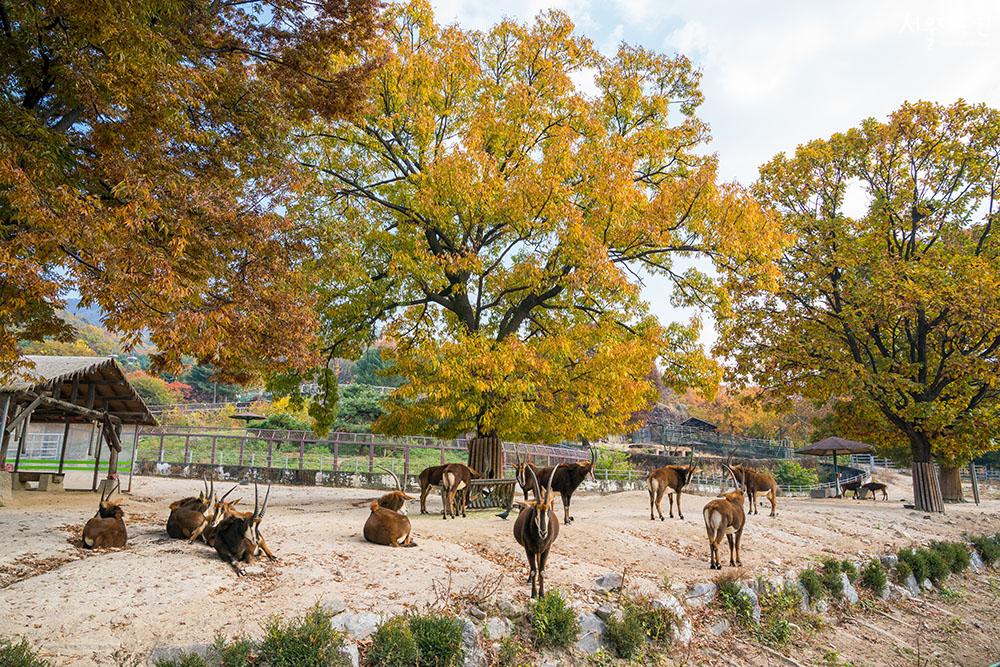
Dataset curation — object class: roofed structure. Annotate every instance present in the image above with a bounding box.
[680,416,718,433]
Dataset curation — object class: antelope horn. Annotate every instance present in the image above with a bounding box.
[547,463,560,498]
[526,465,541,503]
[202,474,209,498]
[113,479,121,497]
[219,484,239,502]
[252,481,259,517]
[100,482,110,502]
[376,465,402,490]
[258,483,271,520]
[721,464,740,490]
[209,476,214,500]
[588,440,597,467]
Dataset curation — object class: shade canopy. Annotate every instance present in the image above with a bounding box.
[230,411,266,422]
[796,436,875,457]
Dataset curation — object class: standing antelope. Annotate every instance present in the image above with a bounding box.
[525,443,596,525]
[440,463,481,519]
[418,464,448,514]
[374,466,415,513]
[82,481,127,549]
[860,481,888,500]
[646,460,697,520]
[703,464,746,570]
[213,482,273,575]
[731,464,778,517]
[513,465,560,598]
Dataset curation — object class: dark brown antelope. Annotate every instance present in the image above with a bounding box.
[196,484,240,546]
[168,475,213,511]
[524,443,596,525]
[440,463,481,519]
[703,464,746,570]
[82,481,127,549]
[375,465,415,513]
[860,481,888,500]
[645,460,697,520]
[731,464,778,517]
[512,448,539,501]
[364,500,417,547]
[513,465,560,598]
[166,477,215,540]
[213,482,273,575]
[418,464,448,514]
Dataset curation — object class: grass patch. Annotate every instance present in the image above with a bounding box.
[858,559,887,595]
[530,590,580,649]
[819,558,844,596]
[408,614,464,667]
[798,568,826,601]
[0,638,50,667]
[897,548,927,583]
[929,541,970,575]
[494,636,528,667]
[604,596,675,659]
[754,583,801,648]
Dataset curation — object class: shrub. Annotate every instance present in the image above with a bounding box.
[603,612,646,659]
[895,558,913,582]
[367,617,420,667]
[859,560,887,595]
[0,639,50,667]
[604,596,676,658]
[923,549,949,585]
[819,559,843,596]
[409,614,464,667]
[772,460,819,488]
[840,560,858,582]
[154,656,207,667]
[717,579,755,626]
[257,606,351,666]
[530,590,580,648]
[494,636,526,667]
[930,542,970,575]
[798,569,825,600]
[971,533,1000,565]
[757,617,792,648]
[897,549,928,583]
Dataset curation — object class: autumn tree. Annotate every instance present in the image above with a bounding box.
[297,1,778,469]
[0,0,380,383]
[719,101,1000,512]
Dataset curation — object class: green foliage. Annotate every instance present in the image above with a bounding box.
[154,656,207,667]
[923,550,950,585]
[367,617,420,667]
[756,617,792,648]
[250,413,312,432]
[603,612,646,659]
[717,579,755,627]
[257,606,351,666]
[592,449,637,480]
[408,614,464,667]
[859,560,887,595]
[929,541,970,575]
[819,559,844,596]
[530,590,580,648]
[335,384,387,431]
[771,460,819,488]
[604,596,676,658]
[895,558,913,582]
[754,581,803,648]
[494,636,527,667]
[798,569,826,600]
[352,349,404,387]
[128,371,186,405]
[0,638,50,667]
[181,364,244,402]
[840,560,858,583]
[970,533,1000,565]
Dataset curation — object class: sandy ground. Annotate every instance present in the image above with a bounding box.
[1,471,999,665]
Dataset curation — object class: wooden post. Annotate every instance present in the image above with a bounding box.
[368,443,375,474]
[183,434,191,464]
[158,433,165,462]
[467,435,503,479]
[912,461,944,513]
[333,441,340,471]
[299,435,305,472]
[267,439,273,468]
[404,447,411,488]
[969,461,981,506]
[0,393,10,466]
[440,444,445,465]
[106,420,122,479]
[14,411,31,472]
[210,436,218,466]
[91,421,103,491]
[58,421,71,474]
[127,427,140,492]
[239,437,246,467]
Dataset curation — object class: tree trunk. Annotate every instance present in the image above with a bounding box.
[467,433,503,479]
[938,466,965,503]
[909,432,944,513]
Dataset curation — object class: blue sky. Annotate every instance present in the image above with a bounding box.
[431,0,1000,348]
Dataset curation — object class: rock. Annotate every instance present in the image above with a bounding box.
[970,550,985,573]
[921,579,934,591]
[879,554,898,569]
[321,597,347,616]
[684,582,717,608]
[467,606,487,621]
[594,572,624,593]
[497,599,523,619]
[331,612,381,641]
[653,595,692,645]
[575,613,608,654]
[709,618,730,636]
[484,617,511,640]
[892,583,913,599]
[594,604,617,622]
[336,643,360,667]
[736,584,762,623]
[840,573,859,604]
[878,584,892,601]
[460,619,487,667]
[789,580,811,613]
[904,574,921,596]
[814,598,829,614]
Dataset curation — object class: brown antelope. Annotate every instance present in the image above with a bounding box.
[860,481,888,500]
[82,481,127,549]
[213,482,273,575]
[841,479,863,499]
[512,448,539,501]
[364,499,417,547]
[522,443,596,525]
[418,464,448,514]
[702,464,746,570]
[375,466,415,513]
[513,465,560,598]
[196,484,240,546]
[166,477,216,540]
[440,463,481,519]
[731,464,778,517]
[646,460,697,520]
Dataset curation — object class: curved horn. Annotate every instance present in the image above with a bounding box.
[376,465,402,491]
[252,481,259,517]
[721,464,739,489]
[547,463,560,499]
[113,479,121,497]
[209,476,214,500]
[202,474,209,498]
[526,465,542,502]
[219,484,239,502]
[258,483,271,519]
[588,441,597,467]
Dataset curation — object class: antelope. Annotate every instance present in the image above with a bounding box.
[196,484,240,546]
[703,464,746,570]
[512,448,539,501]
[841,479,863,499]
[646,460,697,520]
[418,464,448,514]
[731,464,778,517]
[522,443,596,525]
[213,482,273,575]
[375,466,415,513]
[513,465,560,598]
[860,481,888,500]
[364,499,417,547]
[440,463,481,519]
[82,481,127,549]
[166,477,216,540]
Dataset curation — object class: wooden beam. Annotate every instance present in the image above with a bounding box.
[85,383,95,409]
[22,394,123,424]
[5,394,44,434]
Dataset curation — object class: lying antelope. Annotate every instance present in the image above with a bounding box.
[731,464,778,517]
[374,466,414,513]
[169,475,213,511]
[646,460,697,520]
[518,442,596,524]
[703,463,746,570]
[440,463,481,519]
[513,465,560,598]
[197,484,240,546]
[213,482,273,575]
[364,499,416,547]
[83,481,127,549]
[166,477,216,541]
[418,464,448,514]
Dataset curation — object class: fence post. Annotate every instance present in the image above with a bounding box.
[440,444,445,465]
[404,447,410,488]
[183,435,190,464]
[239,437,246,467]
[158,434,165,462]
[368,443,375,474]
[210,436,217,466]
[299,435,305,472]
[267,439,273,469]
[334,442,340,471]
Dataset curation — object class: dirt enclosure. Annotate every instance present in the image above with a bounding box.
[2,471,1000,665]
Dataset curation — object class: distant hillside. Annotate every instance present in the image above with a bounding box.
[64,297,106,328]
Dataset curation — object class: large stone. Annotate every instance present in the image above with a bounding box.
[970,550,985,573]
[879,554,899,570]
[904,574,921,596]
[684,582,717,608]
[336,643,360,667]
[594,604,617,622]
[652,595,692,645]
[460,619,487,667]
[484,617,512,640]
[575,613,608,654]
[840,573,859,604]
[331,612,381,641]
[736,584,762,623]
[593,572,624,593]
[321,597,348,616]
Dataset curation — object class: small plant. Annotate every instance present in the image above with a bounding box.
[604,596,676,658]
[938,587,965,602]
[530,590,580,648]
[895,558,913,582]
[923,549,949,585]
[859,559,887,595]
[970,533,1000,565]
[772,460,819,487]
[0,638,51,667]
[819,559,844,596]
[717,579,755,626]
[367,617,420,667]
[757,617,792,648]
[929,541,970,575]
[603,611,646,659]
[494,636,527,667]
[840,560,858,582]
[257,606,351,666]
[798,569,826,600]
[897,548,928,583]
[409,614,464,667]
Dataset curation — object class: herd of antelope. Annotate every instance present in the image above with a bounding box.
[78,444,885,595]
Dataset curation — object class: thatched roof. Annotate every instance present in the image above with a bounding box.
[797,436,874,457]
[2,355,156,425]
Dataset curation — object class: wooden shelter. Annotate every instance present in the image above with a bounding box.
[796,436,875,497]
[0,356,157,492]
[680,417,718,433]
